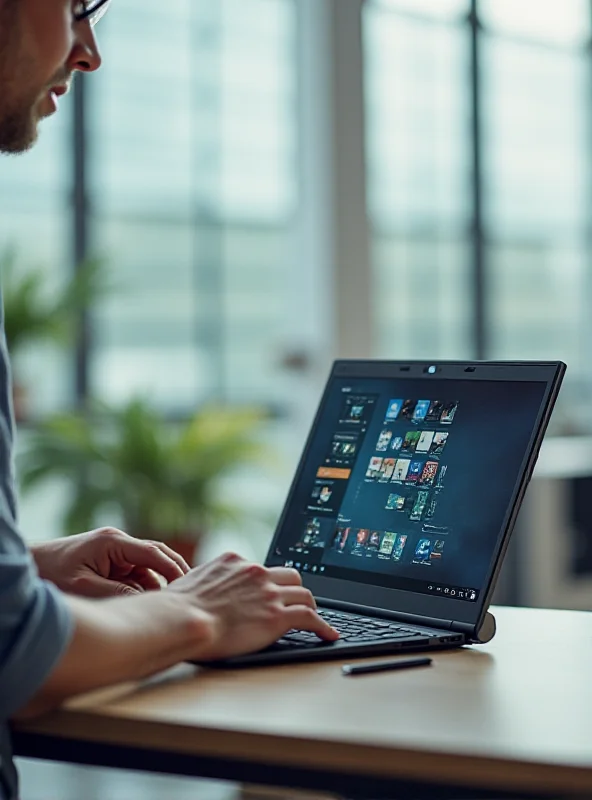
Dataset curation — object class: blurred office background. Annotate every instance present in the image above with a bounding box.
[4,0,592,794]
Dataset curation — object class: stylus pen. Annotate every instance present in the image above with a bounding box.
[341,656,432,676]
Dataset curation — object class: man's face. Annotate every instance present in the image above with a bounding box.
[0,0,102,154]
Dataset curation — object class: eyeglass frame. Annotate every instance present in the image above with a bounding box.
[73,0,111,26]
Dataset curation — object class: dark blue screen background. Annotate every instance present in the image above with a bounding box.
[269,377,546,599]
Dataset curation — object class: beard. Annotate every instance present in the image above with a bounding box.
[0,2,54,154]
[0,92,44,154]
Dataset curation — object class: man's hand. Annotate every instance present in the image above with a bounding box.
[18,551,339,715]
[166,552,340,660]
[31,527,190,598]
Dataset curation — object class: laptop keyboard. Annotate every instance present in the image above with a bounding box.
[273,607,430,649]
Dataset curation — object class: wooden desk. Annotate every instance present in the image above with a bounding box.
[13,606,592,799]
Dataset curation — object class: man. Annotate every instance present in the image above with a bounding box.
[0,2,339,797]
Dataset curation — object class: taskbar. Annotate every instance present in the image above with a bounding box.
[281,559,479,603]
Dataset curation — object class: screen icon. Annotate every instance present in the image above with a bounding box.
[401,431,421,455]
[366,456,383,480]
[376,429,393,452]
[430,431,449,456]
[413,538,432,563]
[412,400,431,423]
[385,399,404,421]
[440,401,459,424]
[392,533,408,562]
[392,459,411,482]
[416,431,435,454]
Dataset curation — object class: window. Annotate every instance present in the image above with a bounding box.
[480,1,592,432]
[89,0,298,412]
[0,103,74,416]
[364,0,473,361]
[365,0,592,433]
[3,0,592,433]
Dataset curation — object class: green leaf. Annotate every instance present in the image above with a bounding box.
[1,248,112,356]
[17,397,274,541]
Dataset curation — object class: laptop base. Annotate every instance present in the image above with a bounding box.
[206,620,466,669]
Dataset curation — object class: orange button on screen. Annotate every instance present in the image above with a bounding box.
[316,466,351,480]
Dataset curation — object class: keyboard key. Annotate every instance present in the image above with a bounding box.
[278,608,431,648]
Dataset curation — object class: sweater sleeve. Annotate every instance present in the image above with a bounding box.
[0,541,73,720]
[0,302,73,719]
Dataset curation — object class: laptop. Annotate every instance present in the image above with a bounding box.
[216,359,565,667]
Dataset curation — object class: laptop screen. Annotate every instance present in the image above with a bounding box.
[267,365,554,609]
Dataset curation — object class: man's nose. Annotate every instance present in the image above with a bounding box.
[69,22,103,74]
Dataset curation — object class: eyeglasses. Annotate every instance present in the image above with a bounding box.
[73,0,111,26]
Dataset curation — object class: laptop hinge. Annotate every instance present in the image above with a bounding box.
[450,611,497,644]
[316,597,454,632]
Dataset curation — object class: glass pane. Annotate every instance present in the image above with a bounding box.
[480,0,591,46]
[487,245,591,432]
[373,236,473,358]
[89,0,298,411]
[0,100,73,418]
[483,36,591,433]
[365,5,472,359]
[371,0,469,22]
[483,40,588,237]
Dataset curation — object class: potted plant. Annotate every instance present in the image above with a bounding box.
[17,398,272,564]
[1,248,108,420]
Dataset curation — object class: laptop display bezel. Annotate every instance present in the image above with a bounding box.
[265,360,566,634]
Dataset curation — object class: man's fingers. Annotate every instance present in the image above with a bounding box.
[70,573,140,598]
[152,542,191,574]
[266,566,303,587]
[118,539,185,583]
[122,579,145,593]
[126,566,163,591]
[280,606,340,641]
[278,585,317,609]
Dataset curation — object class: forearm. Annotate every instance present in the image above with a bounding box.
[15,591,213,718]
[28,542,51,578]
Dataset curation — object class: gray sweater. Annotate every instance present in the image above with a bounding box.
[0,299,73,799]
